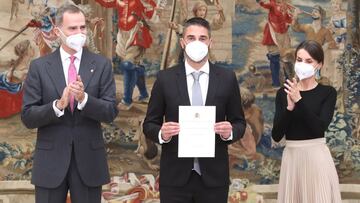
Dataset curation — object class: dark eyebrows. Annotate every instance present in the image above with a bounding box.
[184,35,196,40]
[296,56,314,62]
[185,34,208,39]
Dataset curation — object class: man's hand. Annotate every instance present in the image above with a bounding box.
[69,75,85,103]
[160,122,180,141]
[56,87,70,110]
[214,121,232,139]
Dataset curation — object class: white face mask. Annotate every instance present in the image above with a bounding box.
[294,62,316,80]
[184,41,209,62]
[58,28,86,52]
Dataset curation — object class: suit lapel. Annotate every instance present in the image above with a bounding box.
[45,49,66,98]
[175,64,191,106]
[78,49,97,90]
[205,63,219,105]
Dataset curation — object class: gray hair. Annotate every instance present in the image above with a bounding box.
[55,3,85,26]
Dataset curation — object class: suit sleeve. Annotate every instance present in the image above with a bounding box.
[21,60,61,129]
[80,59,118,123]
[224,72,246,144]
[143,72,165,144]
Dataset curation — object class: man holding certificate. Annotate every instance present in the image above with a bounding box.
[143,17,246,203]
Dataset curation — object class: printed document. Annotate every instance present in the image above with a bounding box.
[178,106,216,157]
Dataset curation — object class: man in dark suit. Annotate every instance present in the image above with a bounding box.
[143,17,246,203]
[21,3,118,203]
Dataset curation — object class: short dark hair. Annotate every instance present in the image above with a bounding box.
[183,17,211,37]
[295,40,324,64]
[55,3,85,26]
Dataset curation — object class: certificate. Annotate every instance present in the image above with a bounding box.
[178,106,216,157]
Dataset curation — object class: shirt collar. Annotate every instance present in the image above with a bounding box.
[185,60,210,76]
[60,46,83,62]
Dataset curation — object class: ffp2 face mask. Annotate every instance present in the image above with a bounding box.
[58,28,87,52]
[294,62,316,80]
[185,41,209,62]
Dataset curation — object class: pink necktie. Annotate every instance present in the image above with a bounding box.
[68,55,77,112]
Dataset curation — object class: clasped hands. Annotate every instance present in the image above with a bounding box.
[283,78,302,111]
[160,121,232,141]
[56,75,85,110]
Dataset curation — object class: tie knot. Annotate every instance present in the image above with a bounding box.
[191,71,203,82]
[70,55,76,63]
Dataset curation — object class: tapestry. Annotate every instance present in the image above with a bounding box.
[0,0,359,202]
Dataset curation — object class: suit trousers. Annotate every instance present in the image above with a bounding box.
[159,171,229,203]
[35,147,102,203]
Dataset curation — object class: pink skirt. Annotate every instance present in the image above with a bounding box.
[277,138,342,203]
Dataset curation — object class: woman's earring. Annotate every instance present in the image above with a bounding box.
[315,68,321,80]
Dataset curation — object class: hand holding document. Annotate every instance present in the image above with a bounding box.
[178,106,216,157]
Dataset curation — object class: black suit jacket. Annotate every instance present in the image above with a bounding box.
[143,62,246,187]
[21,48,118,188]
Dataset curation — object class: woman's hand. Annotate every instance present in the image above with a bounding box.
[284,78,302,109]
[286,94,295,111]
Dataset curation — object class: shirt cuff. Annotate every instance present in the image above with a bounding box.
[53,100,64,117]
[221,131,233,141]
[77,93,88,110]
[158,130,171,144]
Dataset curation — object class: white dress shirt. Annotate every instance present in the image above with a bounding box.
[53,47,88,117]
[185,60,209,106]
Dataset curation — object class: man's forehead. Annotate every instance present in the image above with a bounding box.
[63,12,85,20]
[62,12,86,25]
[183,25,209,37]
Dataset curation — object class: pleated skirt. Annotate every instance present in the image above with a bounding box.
[277,138,342,203]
